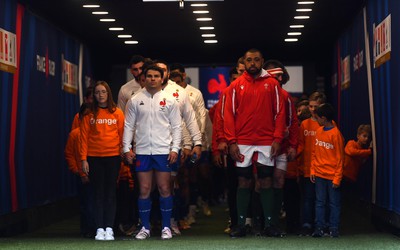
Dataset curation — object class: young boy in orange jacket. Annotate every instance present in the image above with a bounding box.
[310,103,344,238]
[343,124,372,182]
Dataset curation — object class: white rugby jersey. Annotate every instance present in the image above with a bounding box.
[117,78,141,114]
[184,84,207,135]
[163,80,202,147]
[122,89,182,155]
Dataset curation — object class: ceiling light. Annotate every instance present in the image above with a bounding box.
[290,25,304,28]
[294,16,310,19]
[288,32,302,35]
[202,34,216,37]
[196,17,212,21]
[191,4,208,7]
[92,11,108,15]
[100,18,115,22]
[125,41,139,44]
[193,10,209,14]
[200,26,214,30]
[118,35,132,38]
[83,5,100,8]
[296,8,312,12]
[285,38,298,42]
[297,1,314,4]
[109,27,124,31]
[204,40,218,44]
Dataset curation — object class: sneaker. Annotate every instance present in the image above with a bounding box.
[135,227,150,240]
[262,225,286,237]
[330,228,339,238]
[229,225,246,238]
[298,226,313,236]
[104,227,114,241]
[95,228,105,241]
[170,220,181,236]
[312,228,324,238]
[161,227,173,240]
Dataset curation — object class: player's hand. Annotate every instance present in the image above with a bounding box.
[229,143,241,162]
[270,141,281,158]
[168,151,178,164]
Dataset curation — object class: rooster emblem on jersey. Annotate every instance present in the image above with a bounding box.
[173,90,179,98]
[160,98,166,107]
[159,98,167,111]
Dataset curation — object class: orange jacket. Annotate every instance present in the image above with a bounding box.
[118,161,134,190]
[310,126,345,186]
[71,113,80,131]
[80,107,125,160]
[297,118,321,177]
[65,128,87,177]
[343,140,372,182]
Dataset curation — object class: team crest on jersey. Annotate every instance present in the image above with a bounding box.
[264,83,269,89]
[240,85,244,90]
[139,100,144,105]
[159,98,167,111]
[173,90,179,98]
[190,92,193,96]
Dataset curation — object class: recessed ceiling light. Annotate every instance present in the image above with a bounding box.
[204,40,218,44]
[193,10,209,14]
[83,5,100,8]
[298,1,314,4]
[200,26,214,30]
[125,41,139,44]
[285,38,298,42]
[196,17,212,21]
[100,18,115,22]
[290,25,305,28]
[191,3,208,7]
[288,32,302,36]
[296,8,312,12]
[92,11,108,15]
[202,34,216,37]
[294,16,310,19]
[109,27,124,31]
[118,35,132,38]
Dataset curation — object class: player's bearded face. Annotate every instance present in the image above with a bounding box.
[244,52,263,75]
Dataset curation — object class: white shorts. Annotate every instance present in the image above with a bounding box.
[275,153,288,171]
[236,145,274,168]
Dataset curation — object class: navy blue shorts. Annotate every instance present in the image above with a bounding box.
[135,154,171,172]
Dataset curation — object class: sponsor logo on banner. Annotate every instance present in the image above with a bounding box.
[341,55,351,90]
[373,14,391,68]
[0,28,17,73]
[36,50,56,77]
[62,54,78,94]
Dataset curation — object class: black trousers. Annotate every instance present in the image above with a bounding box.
[88,156,120,229]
